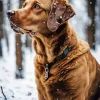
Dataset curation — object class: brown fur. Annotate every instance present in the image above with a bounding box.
[7,0,100,100]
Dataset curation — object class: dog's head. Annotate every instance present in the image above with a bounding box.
[7,0,75,36]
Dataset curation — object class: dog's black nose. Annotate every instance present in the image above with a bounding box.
[6,10,15,17]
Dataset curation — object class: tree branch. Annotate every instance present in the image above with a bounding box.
[0,86,7,100]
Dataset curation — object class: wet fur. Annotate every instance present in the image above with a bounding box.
[34,22,100,100]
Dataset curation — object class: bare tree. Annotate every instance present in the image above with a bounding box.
[0,0,4,57]
[15,34,23,78]
[15,0,23,78]
[25,36,32,50]
[87,0,96,49]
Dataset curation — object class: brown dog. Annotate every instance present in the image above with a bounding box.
[7,0,100,100]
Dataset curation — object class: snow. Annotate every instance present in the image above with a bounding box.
[91,46,100,63]
[0,0,100,100]
[0,48,38,100]
[70,0,88,41]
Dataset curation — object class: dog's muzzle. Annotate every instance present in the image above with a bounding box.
[6,10,35,36]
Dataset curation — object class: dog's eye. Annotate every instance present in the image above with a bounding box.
[33,3,40,9]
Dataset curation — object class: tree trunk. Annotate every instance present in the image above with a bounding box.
[25,36,32,49]
[87,0,96,49]
[0,40,2,57]
[15,34,23,78]
[15,0,24,78]
[0,0,3,57]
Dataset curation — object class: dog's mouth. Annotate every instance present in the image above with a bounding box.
[9,21,35,36]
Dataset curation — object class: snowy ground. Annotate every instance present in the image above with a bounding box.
[0,48,38,100]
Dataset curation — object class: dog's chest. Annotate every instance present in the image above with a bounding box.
[37,62,82,99]
[40,71,78,100]
[35,57,90,100]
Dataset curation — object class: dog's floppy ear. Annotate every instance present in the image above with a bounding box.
[47,0,75,32]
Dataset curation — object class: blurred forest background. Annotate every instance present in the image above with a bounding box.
[0,0,100,99]
[0,0,100,78]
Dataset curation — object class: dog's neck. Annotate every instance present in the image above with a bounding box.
[32,21,78,64]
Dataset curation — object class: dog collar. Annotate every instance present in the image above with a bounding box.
[45,47,72,80]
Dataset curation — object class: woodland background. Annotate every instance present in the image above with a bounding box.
[0,0,100,100]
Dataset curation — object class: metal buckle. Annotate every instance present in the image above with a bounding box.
[45,64,49,80]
